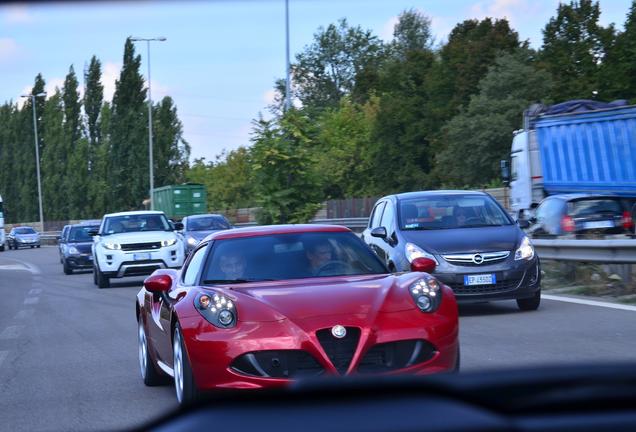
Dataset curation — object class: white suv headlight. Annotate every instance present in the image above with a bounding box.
[515,236,535,261]
[161,238,177,247]
[102,241,121,250]
[405,242,439,265]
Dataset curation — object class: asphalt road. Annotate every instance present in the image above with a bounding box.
[1,247,636,431]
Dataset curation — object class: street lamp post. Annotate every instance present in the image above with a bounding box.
[130,36,166,210]
[284,0,291,111]
[21,92,47,232]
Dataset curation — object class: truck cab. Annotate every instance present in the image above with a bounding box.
[509,130,544,220]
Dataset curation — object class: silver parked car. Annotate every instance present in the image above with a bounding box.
[7,226,41,250]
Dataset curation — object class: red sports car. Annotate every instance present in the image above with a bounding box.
[136,224,459,404]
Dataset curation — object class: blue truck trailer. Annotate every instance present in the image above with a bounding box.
[508,101,636,220]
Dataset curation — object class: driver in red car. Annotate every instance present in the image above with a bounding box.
[305,239,334,276]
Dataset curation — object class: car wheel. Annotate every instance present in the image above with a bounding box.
[173,323,199,405]
[30,245,34,249]
[0,244,4,252]
[95,264,110,289]
[63,260,73,275]
[138,319,165,386]
[36,245,40,248]
[517,290,541,311]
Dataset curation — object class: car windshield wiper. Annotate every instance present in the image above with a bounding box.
[202,278,276,285]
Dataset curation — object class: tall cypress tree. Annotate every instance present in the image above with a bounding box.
[152,96,191,188]
[41,91,66,220]
[109,38,148,210]
[84,56,107,217]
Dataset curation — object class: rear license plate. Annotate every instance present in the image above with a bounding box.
[464,274,496,286]
[584,220,614,229]
[133,253,151,261]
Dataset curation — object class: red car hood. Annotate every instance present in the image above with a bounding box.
[229,274,417,322]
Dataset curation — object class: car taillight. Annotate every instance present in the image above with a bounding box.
[561,215,575,232]
[622,211,634,230]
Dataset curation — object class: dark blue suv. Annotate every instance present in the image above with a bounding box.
[362,191,541,311]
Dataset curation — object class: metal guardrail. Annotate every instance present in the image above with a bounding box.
[532,239,636,264]
[17,218,636,264]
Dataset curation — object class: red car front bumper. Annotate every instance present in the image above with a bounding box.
[179,287,459,390]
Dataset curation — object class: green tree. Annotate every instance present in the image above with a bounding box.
[84,56,107,217]
[391,8,433,56]
[41,91,66,220]
[250,111,322,224]
[601,1,636,101]
[109,38,148,210]
[293,19,385,111]
[539,0,615,101]
[152,96,190,187]
[436,50,553,187]
[432,18,521,121]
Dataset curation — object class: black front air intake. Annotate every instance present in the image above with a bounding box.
[316,327,361,375]
[231,350,324,379]
[357,339,438,374]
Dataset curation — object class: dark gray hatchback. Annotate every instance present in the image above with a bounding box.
[362,191,541,311]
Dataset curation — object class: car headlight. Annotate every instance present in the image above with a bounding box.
[68,246,80,255]
[102,241,121,250]
[187,236,198,246]
[195,292,237,328]
[409,276,442,313]
[515,236,535,261]
[161,238,177,247]
[405,242,439,264]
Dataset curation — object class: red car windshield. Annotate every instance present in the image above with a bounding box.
[202,232,388,283]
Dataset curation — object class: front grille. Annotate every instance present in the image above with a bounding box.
[448,278,521,295]
[121,242,161,251]
[123,264,162,276]
[316,327,360,375]
[231,350,324,379]
[358,339,437,374]
[442,251,510,266]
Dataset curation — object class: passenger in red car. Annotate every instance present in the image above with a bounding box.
[219,252,247,280]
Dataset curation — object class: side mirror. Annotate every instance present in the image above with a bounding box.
[500,160,510,183]
[370,227,387,239]
[88,229,99,237]
[174,222,184,231]
[518,219,530,229]
[410,257,436,273]
[144,274,173,293]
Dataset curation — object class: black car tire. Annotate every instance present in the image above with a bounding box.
[173,323,200,405]
[139,320,165,386]
[0,244,4,252]
[63,261,73,275]
[36,245,40,248]
[30,245,34,249]
[95,264,110,289]
[517,291,541,311]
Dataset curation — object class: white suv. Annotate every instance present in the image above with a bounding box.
[92,211,185,288]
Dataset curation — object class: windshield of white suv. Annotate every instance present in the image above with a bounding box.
[102,214,171,235]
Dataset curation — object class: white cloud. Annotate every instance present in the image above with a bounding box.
[469,0,545,26]
[45,77,65,97]
[102,62,120,102]
[148,79,170,101]
[379,16,399,41]
[0,38,18,62]
[430,16,454,44]
[263,88,277,105]
[4,5,34,24]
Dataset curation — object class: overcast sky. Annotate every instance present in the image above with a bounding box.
[1,0,632,162]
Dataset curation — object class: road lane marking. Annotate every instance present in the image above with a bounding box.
[28,289,42,295]
[0,326,23,339]
[0,351,7,368]
[14,310,34,319]
[542,294,636,312]
[24,297,39,305]
[0,258,41,275]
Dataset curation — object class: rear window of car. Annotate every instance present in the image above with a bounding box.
[569,199,622,217]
